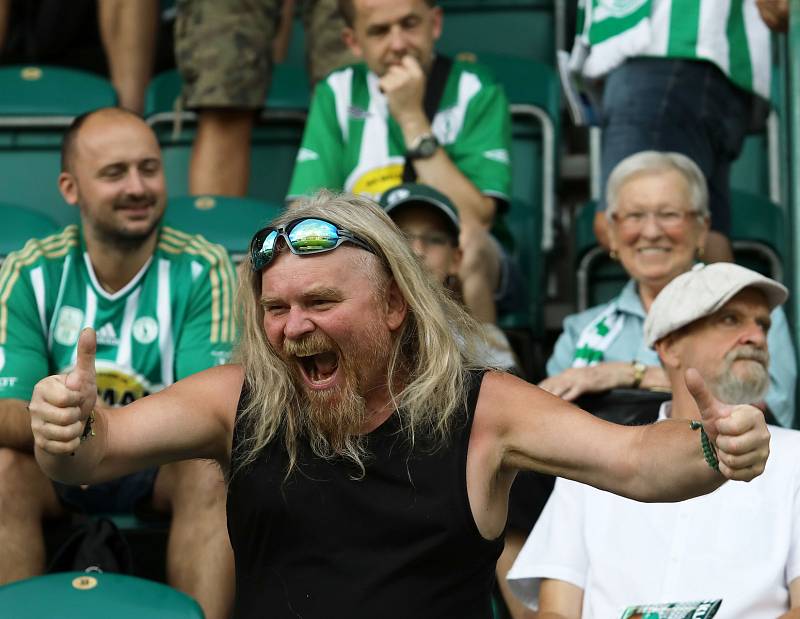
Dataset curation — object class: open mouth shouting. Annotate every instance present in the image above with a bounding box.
[295,350,340,390]
[282,328,348,392]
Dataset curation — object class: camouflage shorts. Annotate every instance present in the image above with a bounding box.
[301,0,356,84]
[175,0,281,109]
[175,0,356,108]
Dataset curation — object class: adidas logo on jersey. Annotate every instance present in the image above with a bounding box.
[96,323,120,346]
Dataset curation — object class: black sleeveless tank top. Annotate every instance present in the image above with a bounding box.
[226,370,503,619]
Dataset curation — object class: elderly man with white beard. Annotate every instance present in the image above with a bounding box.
[508,262,800,619]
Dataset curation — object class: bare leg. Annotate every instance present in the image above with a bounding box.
[495,529,537,619]
[190,109,256,196]
[0,0,10,52]
[152,459,234,619]
[97,0,158,114]
[0,448,64,583]
[459,224,501,324]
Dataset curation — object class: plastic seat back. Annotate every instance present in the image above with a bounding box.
[0,571,203,619]
[164,195,283,263]
[0,65,116,226]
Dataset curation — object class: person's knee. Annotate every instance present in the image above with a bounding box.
[459,227,500,282]
[158,460,227,514]
[0,448,48,511]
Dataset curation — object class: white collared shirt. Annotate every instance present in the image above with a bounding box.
[507,408,800,618]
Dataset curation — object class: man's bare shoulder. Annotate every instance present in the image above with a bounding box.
[475,370,582,441]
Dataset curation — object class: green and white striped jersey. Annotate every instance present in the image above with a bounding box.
[575,0,771,99]
[287,59,512,203]
[0,225,236,405]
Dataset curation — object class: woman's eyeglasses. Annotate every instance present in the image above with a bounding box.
[249,217,375,272]
[611,209,700,232]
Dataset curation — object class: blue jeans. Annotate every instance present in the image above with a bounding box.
[599,58,753,234]
[53,468,159,514]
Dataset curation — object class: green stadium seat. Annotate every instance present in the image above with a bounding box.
[473,52,560,252]
[496,200,545,366]
[144,67,309,203]
[436,0,556,66]
[0,571,202,618]
[574,201,627,311]
[0,202,61,260]
[731,132,773,198]
[468,53,558,353]
[574,190,787,311]
[729,189,786,280]
[164,195,284,262]
[0,65,117,226]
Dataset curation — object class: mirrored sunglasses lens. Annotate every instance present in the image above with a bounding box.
[254,230,278,268]
[288,219,339,253]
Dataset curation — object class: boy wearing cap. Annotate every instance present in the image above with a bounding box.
[506,263,800,619]
[381,183,517,370]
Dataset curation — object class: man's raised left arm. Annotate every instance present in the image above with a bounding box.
[478,370,770,503]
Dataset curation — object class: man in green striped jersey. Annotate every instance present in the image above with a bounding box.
[0,108,235,619]
[287,0,517,326]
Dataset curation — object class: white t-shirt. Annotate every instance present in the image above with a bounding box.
[507,406,800,618]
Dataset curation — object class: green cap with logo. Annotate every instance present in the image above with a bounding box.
[379,183,460,238]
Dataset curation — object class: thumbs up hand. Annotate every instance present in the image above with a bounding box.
[30,328,98,455]
[686,368,770,482]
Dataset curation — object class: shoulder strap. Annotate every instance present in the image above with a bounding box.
[402,54,454,183]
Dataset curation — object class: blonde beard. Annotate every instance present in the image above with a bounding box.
[281,325,392,464]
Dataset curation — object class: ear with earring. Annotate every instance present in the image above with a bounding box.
[696,245,705,261]
[609,249,618,260]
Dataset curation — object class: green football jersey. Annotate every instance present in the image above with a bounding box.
[575,0,771,99]
[287,58,512,202]
[0,225,237,405]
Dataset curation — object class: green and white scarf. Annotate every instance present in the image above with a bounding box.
[571,301,626,368]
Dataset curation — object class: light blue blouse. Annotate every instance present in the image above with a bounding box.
[547,279,797,428]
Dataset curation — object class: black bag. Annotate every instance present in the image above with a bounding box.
[575,388,671,426]
[48,516,134,575]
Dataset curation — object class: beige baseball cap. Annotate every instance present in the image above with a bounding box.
[644,263,788,347]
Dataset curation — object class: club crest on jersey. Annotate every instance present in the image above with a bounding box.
[54,306,84,346]
[132,317,159,344]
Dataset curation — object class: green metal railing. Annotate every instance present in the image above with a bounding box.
[790,0,800,429]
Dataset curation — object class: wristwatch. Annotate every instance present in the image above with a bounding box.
[405,133,439,160]
[631,361,646,389]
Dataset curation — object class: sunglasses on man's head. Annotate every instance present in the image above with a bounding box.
[249,217,375,272]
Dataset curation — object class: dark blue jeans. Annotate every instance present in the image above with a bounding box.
[599,57,753,234]
[53,468,159,514]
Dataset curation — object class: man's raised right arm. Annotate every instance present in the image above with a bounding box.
[31,329,241,485]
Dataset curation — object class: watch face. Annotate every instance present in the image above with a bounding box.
[417,135,439,157]
[408,134,439,159]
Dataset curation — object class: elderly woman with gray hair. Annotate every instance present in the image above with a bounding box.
[540,150,796,427]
